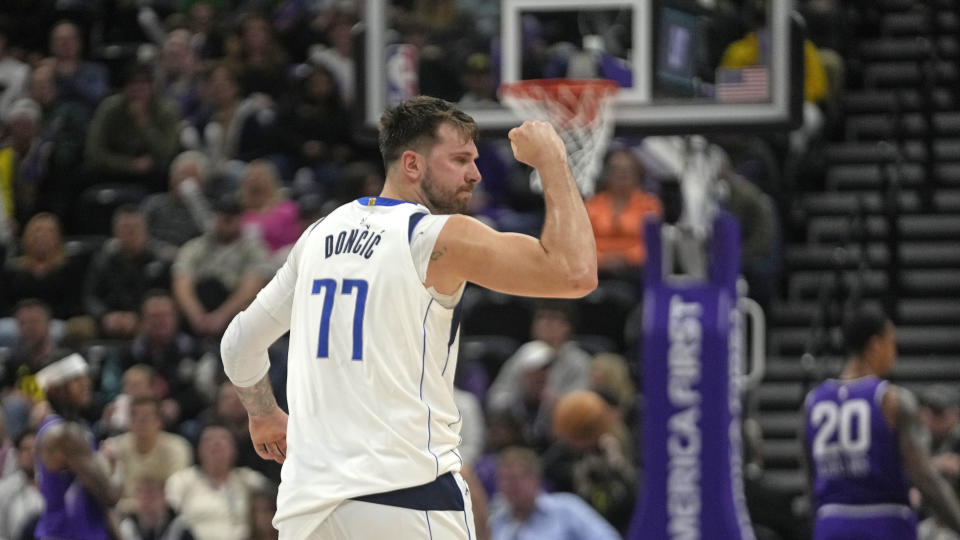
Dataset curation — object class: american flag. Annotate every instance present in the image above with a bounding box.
[715,66,769,102]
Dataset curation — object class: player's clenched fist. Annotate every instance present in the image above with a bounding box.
[508,120,567,171]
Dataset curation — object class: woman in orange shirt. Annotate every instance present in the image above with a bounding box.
[585,149,662,278]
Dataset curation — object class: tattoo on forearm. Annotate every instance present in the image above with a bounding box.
[430,247,446,261]
[900,389,960,533]
[235,376,279,417]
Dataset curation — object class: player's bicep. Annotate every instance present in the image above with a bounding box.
[428,215,586,298]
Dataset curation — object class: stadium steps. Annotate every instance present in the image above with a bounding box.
[857,36,959,61]
[845,112,960,141]
[842,88,958,113]
[783,242,960,272]
[862,61,959,89]
[823,139,960,164]
[758,0,960,499]
[806,214,960,243]
[881,11,958,36]
[770,325,960,357]
[797,188,960,220]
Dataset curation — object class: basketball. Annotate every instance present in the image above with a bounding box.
[552,390,611,447]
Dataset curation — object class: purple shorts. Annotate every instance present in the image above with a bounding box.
[814,507,917,540]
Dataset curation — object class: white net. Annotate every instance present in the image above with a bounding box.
[500,79,618,197]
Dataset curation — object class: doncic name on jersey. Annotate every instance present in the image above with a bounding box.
[325,227,383,259]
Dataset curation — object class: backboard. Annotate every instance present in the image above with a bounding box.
[359,0,802,135]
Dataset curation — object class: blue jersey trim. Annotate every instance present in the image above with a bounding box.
[351,472,465,511]
[441,299,463,376]
[409,212,428,243]
[426,511,434,539]
[306,216,325,236]
[463,505,473,540]
[420,299,439,477]
[356,196,418,207]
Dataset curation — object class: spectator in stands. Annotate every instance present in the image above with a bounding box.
[0,300,62,437]
[156,29,202,121]
[142,151,212,247]
[226,13,289,101]
[720,2,828,106]
[921,385,960,494]
[187,64,276,166]
[542,389,636,534]
[2,213,88,324]
[85,62,181,192]
[185,1,227,60]
[324,161,385,210]
[308,11,357,105]
[0,98,45,226]
[487,301,592,446]
[0,20,28,123]
[585,148,662,281]
[196,381,280,482]
[0,414,14,478]
[119,475,196,540]
[172,195,270,338]
[740,417,809,540]
[165,424,269,540]
[718,156,780,313]
[487,341,554,449]
[27,60,89,220]
[47,21,109,112]
[489,446,620,540]
[277,63,353,182]
[719,1,828,166]
[123,292,205,428]
[247,485,279,540]
[474,412,526,499]
[84,205,173,339]
[0,300,70,409]
[589,353,637,426]
[100,363,152,433]
[239,160,300,255]
[0,429,43,540]
[102,397,193,514]
[458,52,498,107]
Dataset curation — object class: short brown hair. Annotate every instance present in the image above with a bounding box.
[377,96,479,170]
[497,446,542,477]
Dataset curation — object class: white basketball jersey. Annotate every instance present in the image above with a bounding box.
[261,197,465,534]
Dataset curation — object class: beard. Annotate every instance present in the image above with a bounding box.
[422,166,471,214]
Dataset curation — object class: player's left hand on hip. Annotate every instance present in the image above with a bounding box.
[249,407,289,464]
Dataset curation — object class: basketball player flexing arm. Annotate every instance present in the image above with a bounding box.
[220,96,596,539]
[801,308,960,540]
[34,354,121,540]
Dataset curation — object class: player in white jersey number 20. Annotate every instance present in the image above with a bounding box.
[219,96,598,540]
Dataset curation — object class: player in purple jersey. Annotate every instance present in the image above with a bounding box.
[802,308,960,540]
[33,354,120,540]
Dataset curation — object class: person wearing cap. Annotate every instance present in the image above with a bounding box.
[172,194,270,338]
[85,61,181,192]
[486,300,592,447]
[34,353,119,540]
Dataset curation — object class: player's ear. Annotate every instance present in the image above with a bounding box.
[399,150,423,181]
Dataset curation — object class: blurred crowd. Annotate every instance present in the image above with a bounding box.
[0,0,853,539]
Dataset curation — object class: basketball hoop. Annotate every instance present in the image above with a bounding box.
[500,78,619,197]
